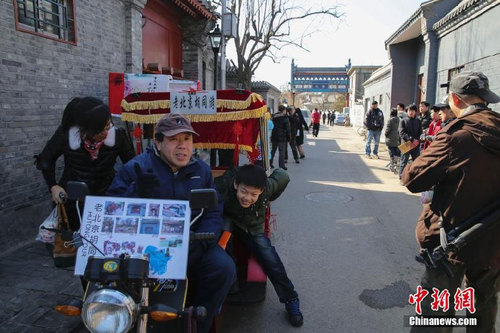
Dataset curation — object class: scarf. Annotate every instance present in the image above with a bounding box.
[83,138,105,160]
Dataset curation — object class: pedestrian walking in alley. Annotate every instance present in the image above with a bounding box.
[270,105,291,169]
[311,108,321,137]
[284,106,300,164]
[398,104,421,180]
[330,111,336,126]
[384,108,401,169]
[363,101,384,159]
[322,111,327,125]
[403,71,500,332]
[295,107,309,158]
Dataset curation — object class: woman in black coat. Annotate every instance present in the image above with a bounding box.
[36,97,135,229]
[294,108,309,158]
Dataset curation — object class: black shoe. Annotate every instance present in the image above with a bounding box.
[270,164,274,168]
[285,298,303,327]
[299,155,305,159]
[282,166,288,170]
[284,160,288,163]
[295,160,300,164]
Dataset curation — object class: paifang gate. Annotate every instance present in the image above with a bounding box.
[290,58,351,106]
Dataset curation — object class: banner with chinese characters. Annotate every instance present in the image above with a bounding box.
[74,196,191,280]
[170,91,217,115]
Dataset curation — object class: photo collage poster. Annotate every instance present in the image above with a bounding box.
[74,196,191,280]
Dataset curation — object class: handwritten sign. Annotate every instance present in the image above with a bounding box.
[75,196,190,280]
[124,73,171,96]
[171,91,217,115]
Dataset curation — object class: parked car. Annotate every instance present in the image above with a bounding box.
[334,112,346,125]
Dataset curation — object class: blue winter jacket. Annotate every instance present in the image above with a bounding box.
[106,147,224,238]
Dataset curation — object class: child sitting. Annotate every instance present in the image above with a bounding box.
[215,164,303,327]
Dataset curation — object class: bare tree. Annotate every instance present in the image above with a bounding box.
[218,0,343,89]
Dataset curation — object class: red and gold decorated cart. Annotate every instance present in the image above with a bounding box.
[120,89,272,304]
[120,89,270,170]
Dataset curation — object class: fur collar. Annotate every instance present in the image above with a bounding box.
[69,126,116,150]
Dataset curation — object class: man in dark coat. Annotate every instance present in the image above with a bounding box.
[364,101,384,158]
[398,104,421,179]
[418,101,432,130]
[107,114,236,333]
[384,108,400,162]
[285,106,300,164]
[270,105,291,170]
[403,71,500,331]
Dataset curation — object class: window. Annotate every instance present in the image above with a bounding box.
[446,66,464,93]
[14,0,76,43]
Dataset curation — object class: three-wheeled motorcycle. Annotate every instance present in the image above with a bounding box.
[120,89,274,307]
[56,89,274,332]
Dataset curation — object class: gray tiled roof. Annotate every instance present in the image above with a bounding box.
[433,0,495,31]
[251,81,281,93]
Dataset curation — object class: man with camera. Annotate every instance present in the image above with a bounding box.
[403,72,500,331]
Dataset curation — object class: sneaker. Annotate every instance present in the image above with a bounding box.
[373,154,380,159]
[365,155,372,159]
[285,298,303,327]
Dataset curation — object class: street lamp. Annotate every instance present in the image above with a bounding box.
[209,25,222,90]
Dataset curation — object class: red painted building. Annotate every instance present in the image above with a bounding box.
[142,0,216,78]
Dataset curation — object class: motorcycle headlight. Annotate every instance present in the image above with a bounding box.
[82,289,137,333]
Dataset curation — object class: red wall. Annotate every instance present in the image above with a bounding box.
[142,0,183,70]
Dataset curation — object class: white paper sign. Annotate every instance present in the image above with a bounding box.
[124,73,171,96]
[75,196,191,280]
[171,91,217,115]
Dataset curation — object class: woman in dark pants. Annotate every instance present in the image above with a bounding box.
[295,108,309,158]
[270,105,291,169]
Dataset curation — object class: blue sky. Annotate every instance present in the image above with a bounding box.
[225,0,424,90]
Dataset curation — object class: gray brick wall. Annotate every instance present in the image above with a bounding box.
[434,4,500,112]
[182,17,215,89]
[0,0,141,252]
[435,54,500,113]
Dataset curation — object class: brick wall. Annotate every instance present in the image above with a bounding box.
[181,17,215,89]
[0,0,142,252]
[435,54,500,113]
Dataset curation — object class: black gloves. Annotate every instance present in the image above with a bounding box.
[134,163,159,198]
